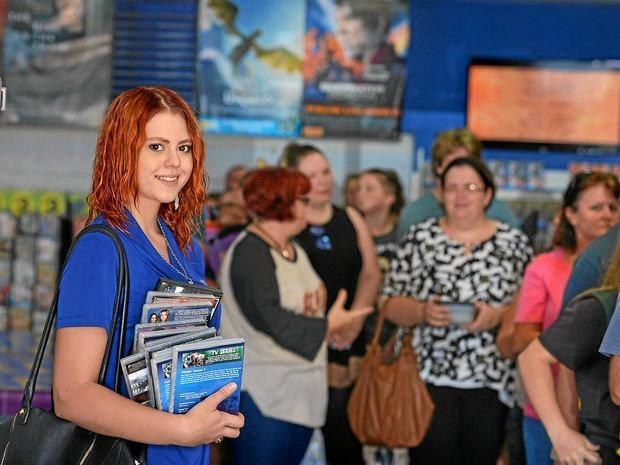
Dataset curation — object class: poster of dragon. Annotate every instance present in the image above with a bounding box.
[2,0,113,127]
[302,0,409,139]
[197,0,304,137]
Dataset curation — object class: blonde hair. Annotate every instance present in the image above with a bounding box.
[431,128,482,176]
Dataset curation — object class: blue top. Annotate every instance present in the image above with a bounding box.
[397,192,520,238]
[561,224,620,311]
[56,212,217,465]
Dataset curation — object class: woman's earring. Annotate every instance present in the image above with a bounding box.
[174,195,179,211]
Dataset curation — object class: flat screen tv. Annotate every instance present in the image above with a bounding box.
[467,59,620,151]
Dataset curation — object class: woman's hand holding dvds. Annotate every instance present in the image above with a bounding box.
[327,289,373,349]
[179,382,245,446]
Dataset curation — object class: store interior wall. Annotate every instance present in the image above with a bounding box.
[1,0,619,200]
[0,126,414,203]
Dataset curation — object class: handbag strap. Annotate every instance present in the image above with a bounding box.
[371,313,386,347]
[19,224,130,423]
[371,313,413,354]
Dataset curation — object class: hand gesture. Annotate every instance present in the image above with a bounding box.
[549,426,601,465]
[465,301,504,332]
[422,296,451,327]
[327,289,373,348]
[181,382,245,446]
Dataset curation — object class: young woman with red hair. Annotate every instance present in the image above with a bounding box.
[219,167,372,465]
[52,87,244,465]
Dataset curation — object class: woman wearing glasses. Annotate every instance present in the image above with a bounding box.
[508,171,619,465]
[380,156,532,465]
[280,143,381,465]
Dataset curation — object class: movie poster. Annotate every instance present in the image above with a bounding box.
[197,0,304,136]
[2,0,113,126]
[302,0,409,139]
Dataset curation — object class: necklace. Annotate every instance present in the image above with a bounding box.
[251,222,292,260]
[156,218,194,284]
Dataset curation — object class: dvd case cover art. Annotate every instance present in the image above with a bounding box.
[133,318,207,352]
[169,338,244,415]
[150,349,174,411]
[155,278,222,297]
[140,302,218,326]
[120,353,150,405]
[143,327,218,407]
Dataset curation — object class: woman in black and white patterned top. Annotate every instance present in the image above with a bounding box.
[380,157,532,465]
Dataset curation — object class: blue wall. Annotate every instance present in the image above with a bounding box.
[401,0,620,169]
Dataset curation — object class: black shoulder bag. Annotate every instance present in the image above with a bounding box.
[0,224,145,465]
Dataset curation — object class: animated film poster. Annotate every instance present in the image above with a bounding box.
[302,0,409,139]
[2,0,113,126]
[197,0,304,136]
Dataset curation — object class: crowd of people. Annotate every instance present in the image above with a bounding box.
[203,128,620,465]
[54,86,619,465]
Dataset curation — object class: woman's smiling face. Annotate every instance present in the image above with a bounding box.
[134,111,193,211]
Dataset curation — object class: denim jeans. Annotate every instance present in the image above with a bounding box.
[522,416,553,465]
[232,391,313,465]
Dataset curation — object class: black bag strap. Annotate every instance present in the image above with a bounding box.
[19,224,129,423]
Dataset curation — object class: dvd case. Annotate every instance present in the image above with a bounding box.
[168,338,244,415]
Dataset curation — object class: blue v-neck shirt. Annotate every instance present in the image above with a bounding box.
[56,212,219,465]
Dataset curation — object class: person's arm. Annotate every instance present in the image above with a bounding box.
[231,239,327,361]
[379,224,449,327]
[54,328,243,446]
[512,323,542,355]
[230,237,372,359]
[556,365,579,430]
[379,295,424,326]
[496,301,519,359]
[519,340,600,465]
[346,207,381,310]
[510,258,548,353]
[610,356,620,406]
[521,297,607,465]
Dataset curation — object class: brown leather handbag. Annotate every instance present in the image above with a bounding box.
[347,315,434,448]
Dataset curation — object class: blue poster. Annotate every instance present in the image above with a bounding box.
[197,0,304,136]
[302,0,409,139]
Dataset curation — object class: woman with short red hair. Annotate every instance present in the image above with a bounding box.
[219,167,372,465]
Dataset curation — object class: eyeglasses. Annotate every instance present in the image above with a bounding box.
[297,196,310,205]
[442,183,485,194]
[309,225,332,251]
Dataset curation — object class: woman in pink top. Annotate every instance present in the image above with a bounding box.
[513,172,620,465]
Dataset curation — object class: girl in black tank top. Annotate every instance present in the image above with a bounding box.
[296,205,364,363]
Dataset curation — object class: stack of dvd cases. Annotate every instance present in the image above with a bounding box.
[120,279,244,415]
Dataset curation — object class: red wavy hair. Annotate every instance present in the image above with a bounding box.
[87,86,207,250]
[243,168,310,221]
